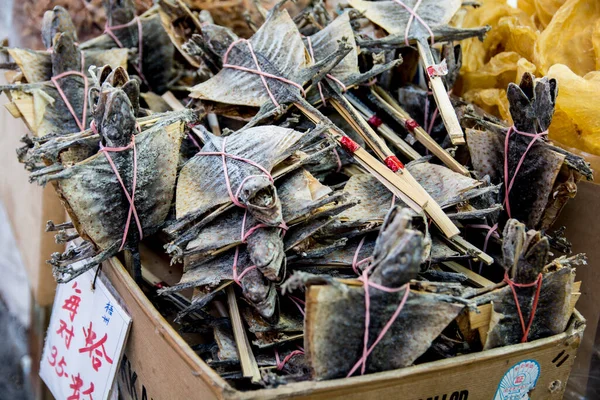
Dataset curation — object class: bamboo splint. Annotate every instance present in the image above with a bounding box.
[371,85,469,175]
[416,39,465,146]
[226,286,261,383]
[344,93,420,160]
[295,101,460,238]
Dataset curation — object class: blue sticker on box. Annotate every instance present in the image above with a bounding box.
[494,359,540,400]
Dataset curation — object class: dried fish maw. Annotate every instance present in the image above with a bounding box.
[485,16,538,62]
[305,285,464,379]
[532,0,568,28]
[348,0,461,38]
[189,8,311,107]
[460,52,537,94]
[463,88,512,123]
[546,64,600,156]
[459,0,534,73]
[175,126,306,220]
[534,0,600,76]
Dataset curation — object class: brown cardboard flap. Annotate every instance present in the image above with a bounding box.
[0,90,64,306]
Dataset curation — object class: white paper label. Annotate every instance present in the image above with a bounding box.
[40,268,131,400]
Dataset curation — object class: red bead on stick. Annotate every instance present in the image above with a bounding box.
[405,119,419,132]
[368,115,383,128]
[340,136,360,154]
[384,155,404,172]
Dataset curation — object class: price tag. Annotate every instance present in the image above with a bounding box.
[40,267,132,400]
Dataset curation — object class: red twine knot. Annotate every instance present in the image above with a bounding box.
[368,115,383,128]
[340,136,360,154]
[404,119,419,132]
[384,156,404,172]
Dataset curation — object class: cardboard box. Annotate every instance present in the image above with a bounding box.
[0,91,64,308]
[103,257,585,400]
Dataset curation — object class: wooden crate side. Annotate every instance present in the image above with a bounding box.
[103,258,234,400]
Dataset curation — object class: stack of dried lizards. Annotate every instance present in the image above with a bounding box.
[0,0,592,389]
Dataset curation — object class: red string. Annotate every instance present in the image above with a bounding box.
[503,271,543,343]
[368,115,383,128]
[392,0,435,46]
[404,119,419,132]
[104,16,150,89]
[98,129,143,251]
[384,155,404,172]
[340,136,360,153]
[222,39,306,108]
[51,71,89,132]
[288,295,306,317]
[503,127,548,218]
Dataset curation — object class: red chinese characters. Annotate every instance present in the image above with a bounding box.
[78,322,113,372]
[68,373,94,400]
[56,319,75,349]
[62,282,82,322]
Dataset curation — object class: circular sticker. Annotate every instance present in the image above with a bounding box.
[494,360,540,400]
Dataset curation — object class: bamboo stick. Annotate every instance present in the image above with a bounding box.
[371,86,469,176]
[344,93,420,160]
[294,101,460,238]
[226,286,261,383]
[416,39,465,146]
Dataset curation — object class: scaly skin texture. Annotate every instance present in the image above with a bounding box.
[41,6,78,50]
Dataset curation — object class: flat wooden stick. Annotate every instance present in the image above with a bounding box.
[295,101,460,238]
[371,86,469,176]
[441,261,494,288]
[226,286,261,383]
[344,94,420,160]
[416,39,465,146]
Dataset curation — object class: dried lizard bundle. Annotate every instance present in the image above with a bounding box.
[79,0,175,93]
[473,219,580,349]
[464,73,593,230]
[301,207,465,379]
[30,72,192,282]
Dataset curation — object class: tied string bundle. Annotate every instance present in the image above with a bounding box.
[222,38,306,108]
[346,236,411,377]
[195,136,288,286]
[104,16,150,89]
[93,121,144,251]
[503,271,543,343]
[48,48,89,132]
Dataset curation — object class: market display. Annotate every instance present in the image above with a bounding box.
[0,0,593,391]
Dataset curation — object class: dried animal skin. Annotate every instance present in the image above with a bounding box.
[348,0,461,39]
[79,7,175,94]
[175,125,311,221]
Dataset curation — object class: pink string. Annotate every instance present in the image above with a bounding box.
[98,131,143,251]
[51,71,89,132]
[351,237,371,275]
[222,39,306,108]
[274,348,305,370]
[104,16,150,89]
[503,127,548,218]
[504,271,543,343]
[465,223,499,274]
[288,295,306,317]
[392,0,435,46]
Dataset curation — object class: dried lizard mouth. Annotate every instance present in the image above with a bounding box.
[238,176,284,226]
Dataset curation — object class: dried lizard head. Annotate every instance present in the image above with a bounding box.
[42,6,78,49]
[51,32,80,76]
[103,0,137,26]
[89,66,140,147]
[507,72,558,133]
[369,206,422,287]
